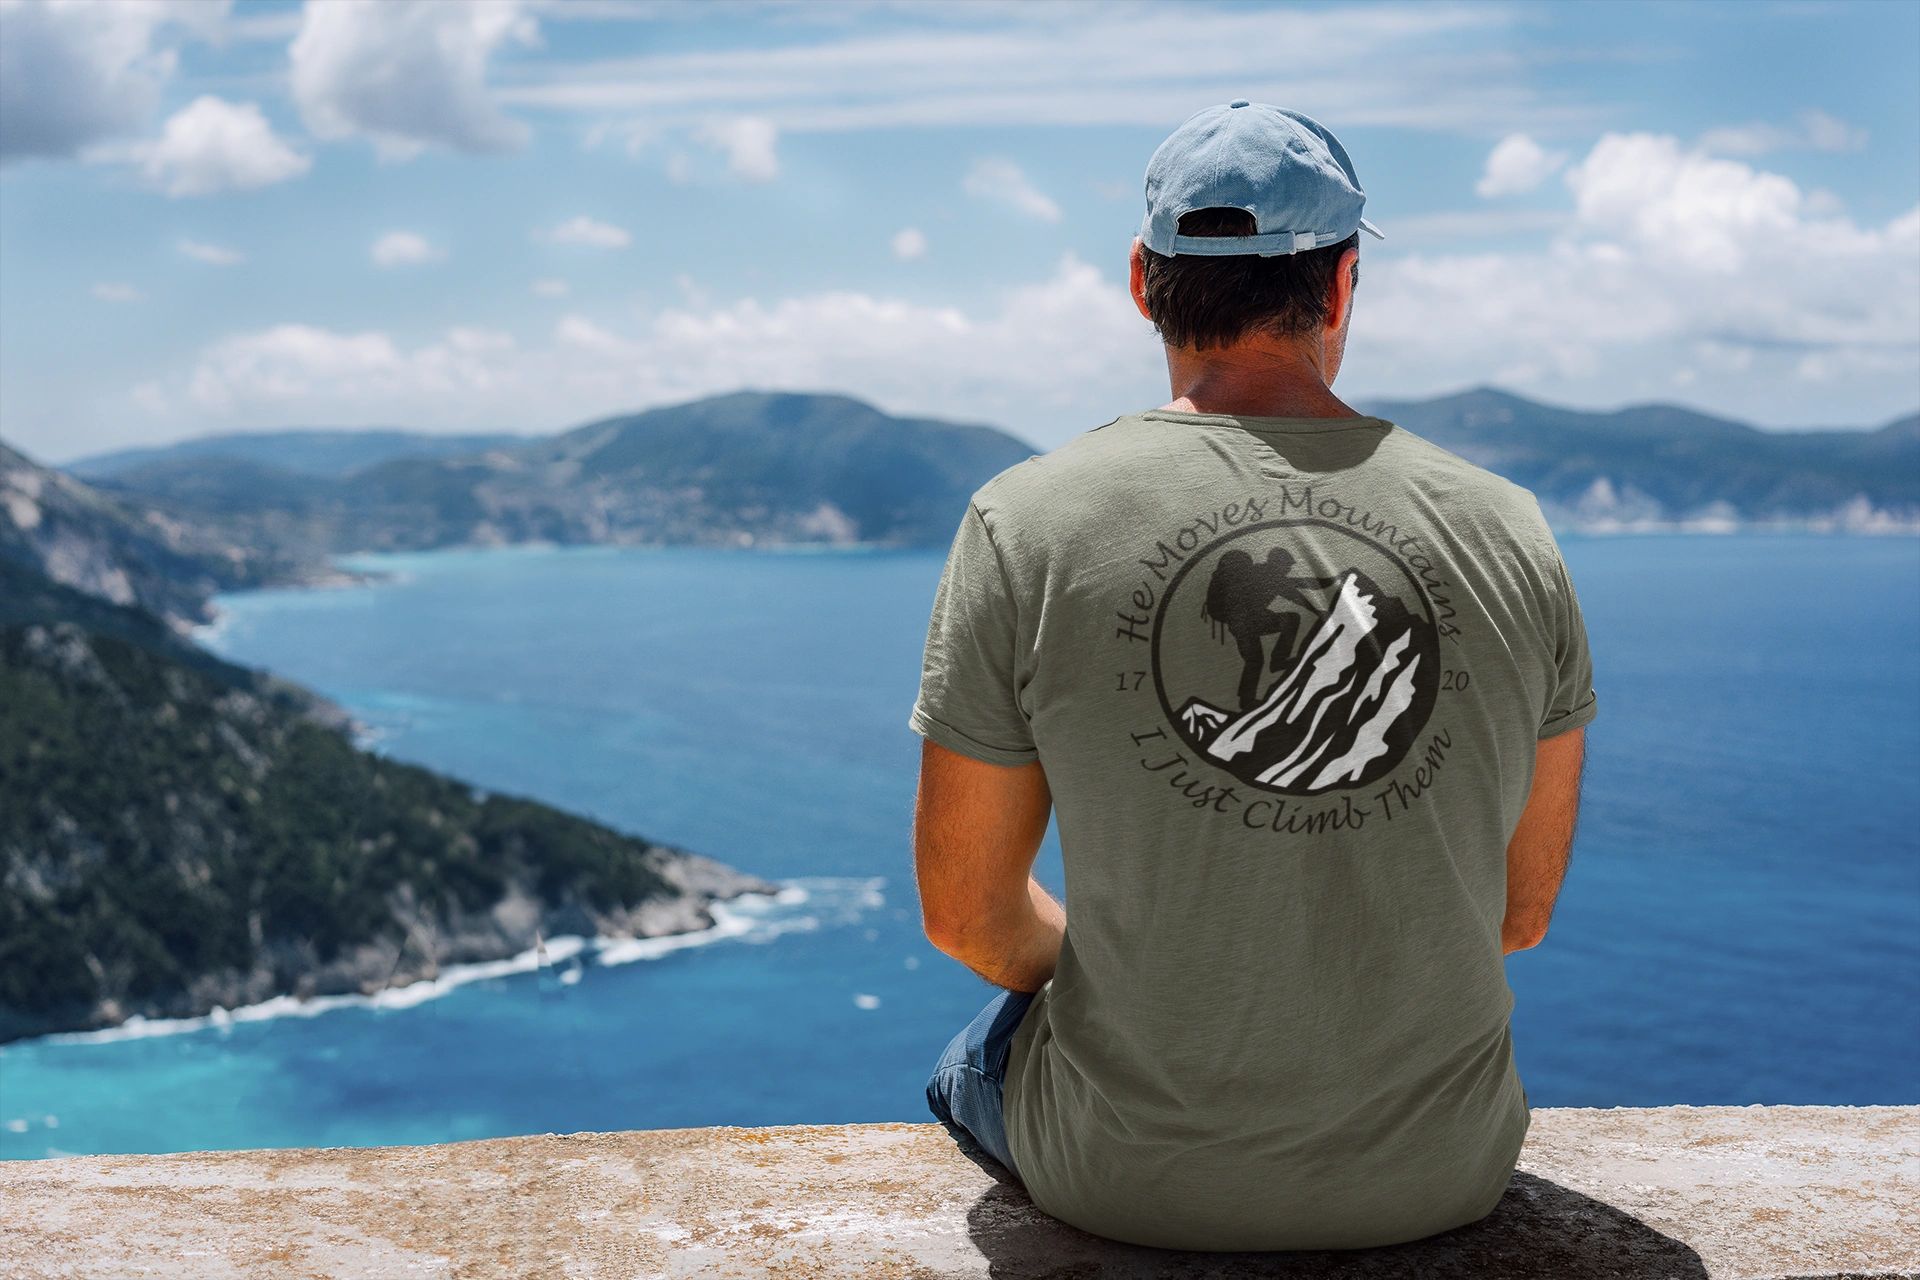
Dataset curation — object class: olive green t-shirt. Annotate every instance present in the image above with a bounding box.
[909,409,1598,1252]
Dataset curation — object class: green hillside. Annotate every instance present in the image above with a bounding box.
[0,553,773,1043]
[83,390,1038,561]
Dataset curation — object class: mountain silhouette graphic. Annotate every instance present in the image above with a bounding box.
[1175,569,1437,794]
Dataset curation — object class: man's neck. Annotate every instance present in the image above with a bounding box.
[1158,339,1362,420]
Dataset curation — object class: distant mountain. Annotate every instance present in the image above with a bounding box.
[0,440,311,629]
[68,428,532,481]
[74,390,1918,567]
[80,391,1038,564]
[0,560,776,1043]
[1362,387,1919,531]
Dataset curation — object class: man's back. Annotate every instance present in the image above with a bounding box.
[910,407,1598,1250]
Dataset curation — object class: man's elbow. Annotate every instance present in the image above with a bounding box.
[1503,915,1551,954]
[924,899,1015,963]
[922,908,976,960]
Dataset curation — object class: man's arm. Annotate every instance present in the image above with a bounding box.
[1504,726,1586,954]
[914,739,1064,992]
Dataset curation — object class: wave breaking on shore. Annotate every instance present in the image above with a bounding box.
[20,877,884,1048]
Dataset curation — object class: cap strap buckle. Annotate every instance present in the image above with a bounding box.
[1166,228,1325,257]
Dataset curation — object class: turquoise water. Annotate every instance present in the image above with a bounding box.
[3,535,1916,1158]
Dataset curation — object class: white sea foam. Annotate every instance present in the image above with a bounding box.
[34,877,885,1047]
[592,903,763,965]
[189,605,233,649]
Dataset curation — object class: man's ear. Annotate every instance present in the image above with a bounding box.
[1325,244,1361,334]
[1128,237,1152,321]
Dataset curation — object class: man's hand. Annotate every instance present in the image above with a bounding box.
[914,740,1064,992]
[1504,727,1586,954]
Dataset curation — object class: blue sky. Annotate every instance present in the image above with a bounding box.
[1,0,1916,461]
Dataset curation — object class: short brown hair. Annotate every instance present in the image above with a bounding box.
[1138,207,1359,351]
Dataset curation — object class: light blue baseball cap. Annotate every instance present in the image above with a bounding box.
[1141,100,1384,257]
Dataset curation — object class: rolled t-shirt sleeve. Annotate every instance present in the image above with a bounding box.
[909,502,1038,767]
[1539,540,1599,739]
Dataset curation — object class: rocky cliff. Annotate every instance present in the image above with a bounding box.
[0,607,776,1043]
[0,440,327,630]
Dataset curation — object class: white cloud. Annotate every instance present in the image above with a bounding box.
[696,115,779,181]
[531,277,570,297]
[1562,132,1805,271]
[134,95,310,196]
[542,215,631,249]
[0,0,227,163]
[371,230,445,267]
[1475,133,1567,198]
[495,5,1570,137]
[187,323,517,415]
[891,227,928,261]
[177,238,244,266]
[595,114,778,183]
[91,281,143,303]
[1352,132,1919,419]
[166,255,1163,443]
[290,0,538,159]
[964,157,1061,223]
[130,132,1920,446]
[1699,109,1867,157]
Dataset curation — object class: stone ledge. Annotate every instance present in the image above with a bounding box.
[1,1106,1915,1279]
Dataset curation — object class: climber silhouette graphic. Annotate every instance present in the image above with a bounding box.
[1202,547,1343,710]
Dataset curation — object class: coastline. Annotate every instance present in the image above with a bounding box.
[4,879,890,1050]
[192,540,914,643]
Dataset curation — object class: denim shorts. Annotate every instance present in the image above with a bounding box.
[925,986,1036,1177]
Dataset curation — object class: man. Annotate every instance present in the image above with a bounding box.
[911,101,1596,1252]
[1204,546,1343,710]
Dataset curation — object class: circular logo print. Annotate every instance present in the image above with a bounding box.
[1151,519,1441,797]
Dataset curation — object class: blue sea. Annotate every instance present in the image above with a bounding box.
[3,534,1917,1158]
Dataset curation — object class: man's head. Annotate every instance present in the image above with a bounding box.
[1130,216,1360,366]
[1127,102,1379,386]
